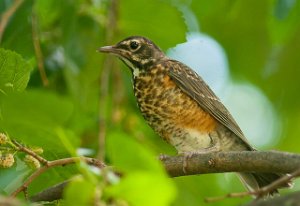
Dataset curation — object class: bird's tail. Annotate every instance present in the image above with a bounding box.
[238,172,292,196]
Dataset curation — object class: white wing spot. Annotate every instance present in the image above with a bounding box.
[207,96,220,102]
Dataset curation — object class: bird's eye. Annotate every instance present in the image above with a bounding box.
[129,41,139,50]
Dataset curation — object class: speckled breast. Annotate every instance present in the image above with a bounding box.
[132,62,217,151]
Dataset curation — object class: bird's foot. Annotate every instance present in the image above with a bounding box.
[181,151,201,174]
[180,147,220,174]
[158,153,169,161]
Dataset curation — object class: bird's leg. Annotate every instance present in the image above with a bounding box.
[158,153,169,161]
[181,135,221,174]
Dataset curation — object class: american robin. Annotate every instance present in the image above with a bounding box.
[98,36,289,194]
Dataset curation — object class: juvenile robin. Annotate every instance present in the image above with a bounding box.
[98,36,289,194]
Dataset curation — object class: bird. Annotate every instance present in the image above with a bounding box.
[98,36,290,195]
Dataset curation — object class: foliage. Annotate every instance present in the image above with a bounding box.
[0,48,32,93]
[0,0,300,205]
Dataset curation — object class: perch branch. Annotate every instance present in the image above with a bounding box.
[28,150,300,203]
[161,151,300,176]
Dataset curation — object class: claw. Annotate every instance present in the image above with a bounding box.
[182,152,196,174]
[181,149,220,174]
[158,153,169,161]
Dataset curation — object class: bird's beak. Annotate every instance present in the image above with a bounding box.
[97,45,118,54]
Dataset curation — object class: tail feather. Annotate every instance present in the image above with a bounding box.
[238,172,292,196]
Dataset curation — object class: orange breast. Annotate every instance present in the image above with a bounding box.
[134,66,217,142]
[162,75,217,133]
[174,99,217,133]
[162,75,176,88]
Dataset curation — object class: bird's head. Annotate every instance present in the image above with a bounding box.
[98,36,166,73]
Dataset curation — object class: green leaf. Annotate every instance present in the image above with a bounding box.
[0,0,35,58]
[190,0,271,79]
[34,0,64,29]
[106,172,176,206]
[106,131,165,173]
[106,132,177,205]
[0,89,80,194]
[0,48,32,94]
[269,0,300,44]
[119,0,186,50]
[0,157,31,195]
[0,89,77,154]
[64,177,96,206]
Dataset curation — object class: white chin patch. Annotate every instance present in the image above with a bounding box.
[121,57,140,78]
[132,67,140,78]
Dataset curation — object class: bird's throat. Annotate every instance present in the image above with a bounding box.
[120,57,142,78]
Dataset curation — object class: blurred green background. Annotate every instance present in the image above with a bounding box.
[0,0,300,205]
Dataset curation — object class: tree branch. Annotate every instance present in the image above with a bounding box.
[161,151,300,176]
[27,150,300,203]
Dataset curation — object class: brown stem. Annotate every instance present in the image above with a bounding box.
[97,0,119,161]
[205,167,300,202]
[31,10,49,86]
[12,140,48,165]
[10,157,106,197]
[242,191,300,206]
[0,0,24,43]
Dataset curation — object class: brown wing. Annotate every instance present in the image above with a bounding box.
[167,59,252,148]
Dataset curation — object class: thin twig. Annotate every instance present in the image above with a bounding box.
[31,10,49,86]
[254,167,299,196]
[10,140,106,197]
[12,140,48,165]
[111,49,124,124]
[10,156,106,197]
[109,0,123,126]
[205,191,252,202]
[243,191,300,206]
[205,167,300,203]
[23,188,28,201]
[0,0,24,43]
[97,0,119,161]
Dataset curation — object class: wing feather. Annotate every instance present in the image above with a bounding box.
[167,60,252,147]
